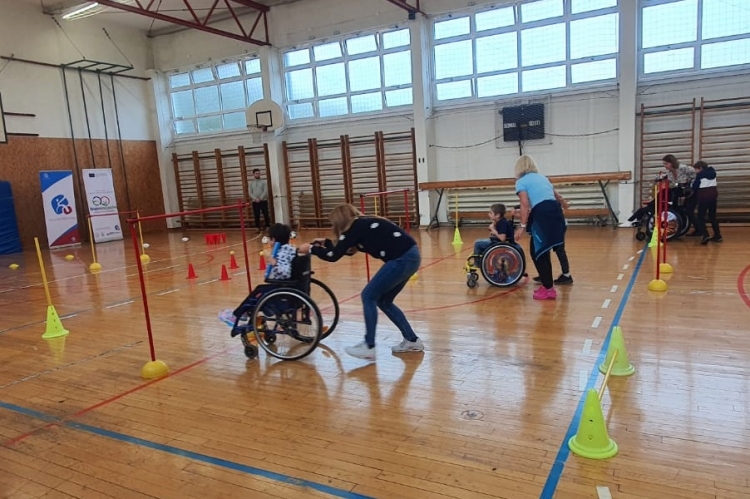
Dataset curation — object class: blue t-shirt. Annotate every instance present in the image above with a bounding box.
[491,218,514,244]
[515,172,555,209]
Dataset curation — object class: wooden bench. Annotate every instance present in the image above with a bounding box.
[419,172,632,230]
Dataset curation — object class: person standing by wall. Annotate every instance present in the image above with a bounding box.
[249,168,270,232]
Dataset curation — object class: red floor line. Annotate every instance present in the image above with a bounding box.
[737,264,750,309]
[3,347,233,446]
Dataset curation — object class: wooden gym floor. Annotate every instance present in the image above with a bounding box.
[0,224,748,499]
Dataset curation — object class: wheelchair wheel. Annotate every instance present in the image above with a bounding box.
[240,334,258,359]
[309,278,339,340]
[480,244,525,287]
[645,208,683,241]
[467,272,479,288]
[251,288,323,361]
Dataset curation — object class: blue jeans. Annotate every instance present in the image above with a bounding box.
[361,245,421,347]
[474,238,494,255]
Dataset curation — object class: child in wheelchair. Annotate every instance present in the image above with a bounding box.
[465,204,527,287]
[218,223,310,337]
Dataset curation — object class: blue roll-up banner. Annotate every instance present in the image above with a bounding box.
[0,181,22,255]
[40,170,80,248]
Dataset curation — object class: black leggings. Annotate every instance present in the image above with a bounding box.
[553,244,570,274]
[695,198,721,239]
[530,237,554,289]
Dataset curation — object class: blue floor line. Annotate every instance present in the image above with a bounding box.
[539,245,648,499]
[0,401,374,499]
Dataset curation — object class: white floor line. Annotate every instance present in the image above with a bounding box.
[617,273,624,281]
[596,486,613,499]
[602,299,611,309]
[591,316,602,328]
[622,264,629,270]
[106,300,134,309]
[582,339,593,355]
[610,285,618,293]
[579,370,588,391]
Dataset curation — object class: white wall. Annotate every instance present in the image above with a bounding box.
[0,1,155,141]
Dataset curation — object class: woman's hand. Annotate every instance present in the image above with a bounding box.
[297,243,311,255]
[345,247,358,256]
[514,227,524,242]
[311,238,326,246]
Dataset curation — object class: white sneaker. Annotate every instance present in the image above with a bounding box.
[391,338,424,353]
[618,221,636,228]
[345,342,376,360]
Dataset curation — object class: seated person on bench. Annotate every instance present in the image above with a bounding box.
[219,223,309,336]
[473,203,515,256]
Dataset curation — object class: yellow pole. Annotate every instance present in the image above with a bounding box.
[598,349,619,401]
[137,210,145,256]
[374,197,379,217]
[88,216,98,264]
[34,237,53,307]
[455,191,459,228]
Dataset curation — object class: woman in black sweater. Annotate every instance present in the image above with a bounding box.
[301,204,423,361]
[692,161,722,245]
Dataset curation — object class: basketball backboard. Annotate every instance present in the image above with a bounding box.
[0,93,7,144]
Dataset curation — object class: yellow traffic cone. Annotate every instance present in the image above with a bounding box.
[568,389,618,460]
[599,326,636,376]
[409,272,418,282]
[452,227,463,245]
[42,305,70,339]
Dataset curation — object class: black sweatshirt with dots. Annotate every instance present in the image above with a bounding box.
[311,217,417,263]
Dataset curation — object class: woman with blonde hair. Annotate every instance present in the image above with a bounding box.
[301,204,423,360]
[513,155,567,300]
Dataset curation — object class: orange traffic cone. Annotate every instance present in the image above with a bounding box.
[258,251,266,271]
[187,263,197,279]
[229,251,239,270]
[220,264,231,281]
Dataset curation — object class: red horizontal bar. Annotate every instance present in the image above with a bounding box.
[127,202,249,223]
[360,188,410,198]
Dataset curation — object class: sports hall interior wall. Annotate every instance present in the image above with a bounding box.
[0,1,166,249]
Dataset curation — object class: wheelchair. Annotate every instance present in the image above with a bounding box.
[635,190,692,242]
[464,242,527,288]
[229,254,339,361]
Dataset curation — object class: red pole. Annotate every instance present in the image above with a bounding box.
[238,201,252,293]
[655,182,661,281]
[360,195,371,282]
[662,180,668,266]
[404,189,410,232]
[131,221,157,362]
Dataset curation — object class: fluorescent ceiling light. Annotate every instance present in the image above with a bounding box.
[62,2,99,20]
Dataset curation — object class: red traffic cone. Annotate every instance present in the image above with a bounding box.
[187,263,197,279]
[220,264,231,281]
[229,251,239,270]
[258,251,266,271]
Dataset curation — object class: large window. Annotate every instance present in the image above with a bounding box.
[282,28,413,120]
[169,58,264,136]
[641,0,750,76]
[432,0,619,103]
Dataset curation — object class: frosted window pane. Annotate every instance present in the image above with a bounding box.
[435,17,470,40]
[701,38,750,69]
[245,59,261,74]
[522,65,566,92]
[434,40,473,79]
[702,0,750,40]
[191,67,214,83]
[220,81,245,110]
[286,68,314,100]
[643,48,695,73]
[570,14,619,59]
[171,90,195,118]
[385,88,412,107]
[169,73,190,88]
[521,24,566,66]
[319,97,348,117]
[216,62,240,79]
[351,92,383,113]
[383,51,412,86]
[521,0,563,23]
[316,63,346,96]
[477,73,518,97]
[642,0,697,49]
[284,49,309,67]
[476,7,515,31]
[197,115,222,133]
[572,0,616,14]
[571,59,617,83]
[174,120,195,134]
[223,112,246,130]
[313,42,342,61]
[383,29,410,49]
[194,86,220,114]
[436,80,472,100]
[246,77,263,105]
[288,102,314,119]
[349,56,381,92]
[476,33,517,73]
[347,35,377,55]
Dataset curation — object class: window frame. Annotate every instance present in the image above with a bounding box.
[638,0,750,81]
[167,56,264,138]
[431,0,620,107]
[281,26,414,123]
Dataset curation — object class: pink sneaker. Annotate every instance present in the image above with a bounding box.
[533,286,557,300]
